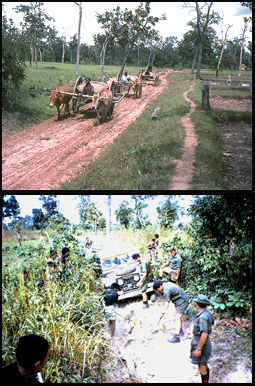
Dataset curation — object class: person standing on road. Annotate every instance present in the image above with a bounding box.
[153,280,189,343]
[158,247,182,287]
[146,238,156,263]
[132,253,152,309]
[103,282,121,337]
[154,233,159,259]
[190,295,214,383]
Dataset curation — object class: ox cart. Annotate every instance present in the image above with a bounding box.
[71,75,124,112]
[49,75,124,124]
[112,72,147,97]
[139,69,159,86]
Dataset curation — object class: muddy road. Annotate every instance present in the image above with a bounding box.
[2,70,172,190]
[102,295,252,383]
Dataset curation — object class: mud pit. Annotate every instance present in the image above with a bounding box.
[2,71,172,190]
[103,296,252,383]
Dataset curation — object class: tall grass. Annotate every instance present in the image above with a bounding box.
[2,231,107,383]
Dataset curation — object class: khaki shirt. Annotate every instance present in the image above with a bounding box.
[139,257,151,280]
[163,282,188,305]
[169,253,182,270]
[192,308,214,338]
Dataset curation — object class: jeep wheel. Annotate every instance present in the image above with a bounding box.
[115,265,136,276]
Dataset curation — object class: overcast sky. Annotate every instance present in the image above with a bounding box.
[3,195,195,226]
[3,2,252,46]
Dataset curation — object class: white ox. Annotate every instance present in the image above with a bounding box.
[153,71,159,86]
[131,78,142,98]
[92,89,114,125]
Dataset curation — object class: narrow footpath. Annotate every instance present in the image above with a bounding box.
[168,82,198,190]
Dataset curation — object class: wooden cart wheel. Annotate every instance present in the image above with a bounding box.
[72,76,83,112]
[108,79,116,97]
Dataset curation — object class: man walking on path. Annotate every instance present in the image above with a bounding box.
[190,295,214,383]
[153,280,189,343]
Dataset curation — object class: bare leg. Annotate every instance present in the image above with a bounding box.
[109,320,116,337]
[198,364,208,375]
[176,312,183,335]
[141,291,148,302]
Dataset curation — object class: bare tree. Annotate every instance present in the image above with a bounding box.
[238,21,249,76]
[182,2,219,79]
[216,13,232,77]
[106,195,111,240]
[75,2,82,76]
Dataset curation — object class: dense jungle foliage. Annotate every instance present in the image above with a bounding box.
[2,194,252,382]
[2,230,106,383]
[159,195,252,315]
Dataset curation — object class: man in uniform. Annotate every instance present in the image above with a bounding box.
[146,238,156,263]
[190,295,214,383]
[153,280,189,343]
[158,246,182,287]
[132,253,152,309]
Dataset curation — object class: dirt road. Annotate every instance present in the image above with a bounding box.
[103,296,252,383]
[2,70,172,190]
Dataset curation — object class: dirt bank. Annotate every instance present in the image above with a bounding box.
[2,70,172,190]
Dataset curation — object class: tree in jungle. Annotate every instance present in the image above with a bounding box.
[96,2,166,77]
[115,201,134,229]
[186,195,252,314]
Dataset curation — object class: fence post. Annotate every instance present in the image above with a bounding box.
[201,84,211,110]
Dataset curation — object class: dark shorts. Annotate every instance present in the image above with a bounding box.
[140,278,150,292]
[175,298,189,313]
[174,293,189,313]
[190,337,212,365]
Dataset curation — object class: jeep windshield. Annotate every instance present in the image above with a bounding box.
[98,242,138,271]
[101,253,131,270]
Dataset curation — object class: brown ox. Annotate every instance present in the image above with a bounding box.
[153,71,159,86]
[92,89,114,125]
[131,78,142,98]
[49,84,73,120]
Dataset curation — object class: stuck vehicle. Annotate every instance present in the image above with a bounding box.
[95,242,154,300]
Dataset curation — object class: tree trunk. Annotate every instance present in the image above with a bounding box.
[76,2,82,76]
[196,40,203,79]
[191,44,198,74]
[106,195,111,240]
[201,85,211,110]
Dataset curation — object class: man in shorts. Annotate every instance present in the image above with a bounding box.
[153,280,189,343]
[103,282,121,337]
[132,253,152,309]
[190,295,214,383]
[158,247,182,287]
